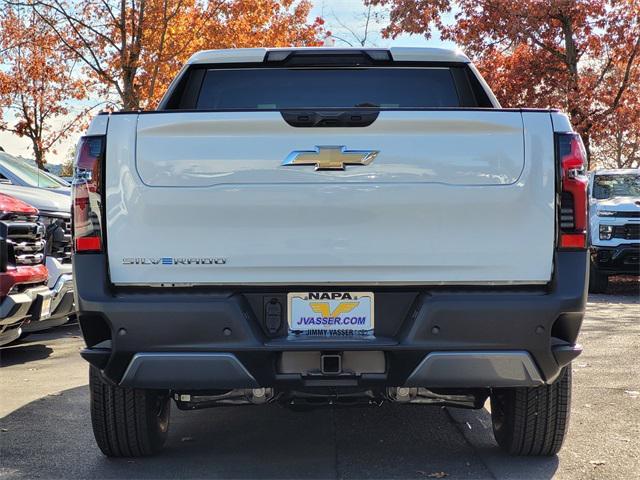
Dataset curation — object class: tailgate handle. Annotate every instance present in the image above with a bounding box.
[281,110,379,128]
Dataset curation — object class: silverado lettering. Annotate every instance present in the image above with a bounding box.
[122,257,226,265]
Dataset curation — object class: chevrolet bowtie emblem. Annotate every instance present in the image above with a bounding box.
[283,146,379,171]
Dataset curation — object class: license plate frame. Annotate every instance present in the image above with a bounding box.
[287,291,374,336]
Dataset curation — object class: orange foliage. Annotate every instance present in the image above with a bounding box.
[0,5,89,167]
[591,63,640,168]
[369,0,640,168]
[30,0,324,110]
[138,0,325,108]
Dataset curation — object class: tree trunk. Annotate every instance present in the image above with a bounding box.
[581,131,592,170]
[121,70,139,110]
[32,140,45,170]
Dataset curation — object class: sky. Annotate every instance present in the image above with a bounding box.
[0,0,452,164]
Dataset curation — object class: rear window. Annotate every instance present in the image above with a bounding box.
[195,68,461,110]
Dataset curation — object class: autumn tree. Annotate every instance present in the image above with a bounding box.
[590,62,640,168]
[139,0,325,107]
[369,0,640,169]
[27,0,324,110]
[592,110,640,169]
[0,3,89,168]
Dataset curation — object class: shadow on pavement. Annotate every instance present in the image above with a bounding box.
[0,343,53,367]
[0,385,560,479]
[0,322,80,367]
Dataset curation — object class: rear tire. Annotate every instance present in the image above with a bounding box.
[490,366,571,456]
[89,366,171,457]
[588,263,609,293]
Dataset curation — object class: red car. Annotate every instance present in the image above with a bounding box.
[0,193,50,346]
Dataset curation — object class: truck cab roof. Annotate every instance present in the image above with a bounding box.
[186,47,471,65]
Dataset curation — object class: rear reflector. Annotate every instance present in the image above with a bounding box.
[560,233,586,249]
[76,236,101,252]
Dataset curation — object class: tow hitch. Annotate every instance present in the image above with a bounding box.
[321,353,342,375]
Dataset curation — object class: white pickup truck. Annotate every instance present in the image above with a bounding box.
[588,169,640,292]
[73,47,588,458]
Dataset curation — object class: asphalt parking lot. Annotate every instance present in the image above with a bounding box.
[1,280,638,480]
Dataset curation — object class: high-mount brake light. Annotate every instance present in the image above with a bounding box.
[72,135,104,253]
[556,133,588,250]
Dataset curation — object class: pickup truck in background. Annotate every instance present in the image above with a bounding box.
[588,169,640,292]
[74,47,588,458]
[0,193,50,345]
[0,184,74,332]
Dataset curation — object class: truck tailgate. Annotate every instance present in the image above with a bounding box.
[105,110,555,285]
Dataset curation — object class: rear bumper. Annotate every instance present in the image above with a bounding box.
[75,252,587,391]
[590,244,640,275]
[114,350,551,390]
[119,353,259,389]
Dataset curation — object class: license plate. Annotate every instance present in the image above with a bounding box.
[40,295,52,320]
[288,292,374,336]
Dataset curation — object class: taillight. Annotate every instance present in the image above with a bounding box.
[72,135,104,253]
[556,133,588,250]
